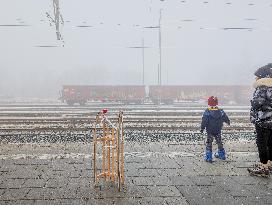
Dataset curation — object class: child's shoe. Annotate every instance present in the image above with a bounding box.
[214,149,226,160]
[248,163,270,178]
[205,150,213,163]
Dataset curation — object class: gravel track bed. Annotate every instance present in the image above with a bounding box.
[0,104,254,143]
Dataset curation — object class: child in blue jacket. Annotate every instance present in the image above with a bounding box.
[200,96,230,163]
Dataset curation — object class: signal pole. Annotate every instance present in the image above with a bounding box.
[53,0,62,40]
[159,9,162,86]
[127,39,149,85]
[143,9,163,104]
[142,38,145,85]
[46,0,64,41]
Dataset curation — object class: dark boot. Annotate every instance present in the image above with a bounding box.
[248,164,270,178]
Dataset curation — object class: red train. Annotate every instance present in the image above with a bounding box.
[60,85,253,105]
[61,85,146,105]
[149,85,253,105]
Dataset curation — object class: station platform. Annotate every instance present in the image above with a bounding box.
[0,141,271,205]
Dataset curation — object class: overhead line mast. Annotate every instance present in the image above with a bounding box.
[46,0,64,41]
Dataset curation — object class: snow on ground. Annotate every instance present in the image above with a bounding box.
[0,103,254,143]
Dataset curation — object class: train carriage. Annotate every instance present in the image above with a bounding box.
[61,85,252,106]
[61,85,146,106]
[149,85,253,105]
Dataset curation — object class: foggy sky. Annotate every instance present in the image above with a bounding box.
[1,0,272,98]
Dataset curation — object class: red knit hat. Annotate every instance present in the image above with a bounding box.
[208,96,218,106]
[102,109,108,114]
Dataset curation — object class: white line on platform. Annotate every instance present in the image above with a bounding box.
[0,151,257,160]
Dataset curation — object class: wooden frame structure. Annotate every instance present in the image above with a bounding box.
[93,110,124,191]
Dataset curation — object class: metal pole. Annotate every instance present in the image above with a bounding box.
[53,0,61,40]
[159,9,162,86]
[127,41,149,85]
[142,38,145,85]
[158,64,160,85]
[158,64,161,105]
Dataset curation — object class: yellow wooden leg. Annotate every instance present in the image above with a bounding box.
[107,139,110,181]
[121,136,124,184]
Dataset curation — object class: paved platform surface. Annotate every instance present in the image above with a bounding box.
[0,141,271,205]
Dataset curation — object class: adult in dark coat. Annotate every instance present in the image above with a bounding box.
[248,63,272,177]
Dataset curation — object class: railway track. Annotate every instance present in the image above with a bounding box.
[0,103,254,142]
